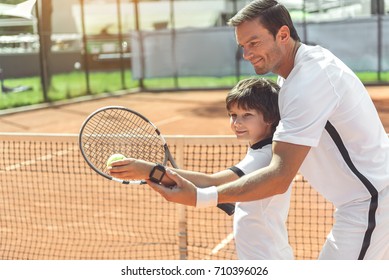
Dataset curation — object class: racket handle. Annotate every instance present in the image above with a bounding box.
[217,203,235,216]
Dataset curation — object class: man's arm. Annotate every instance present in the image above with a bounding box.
[217,141,310,203]
[147,141,310,206]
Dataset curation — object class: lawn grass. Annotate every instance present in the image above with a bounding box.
[1,71,388,111]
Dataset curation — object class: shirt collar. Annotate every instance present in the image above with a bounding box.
[250,137,273,150]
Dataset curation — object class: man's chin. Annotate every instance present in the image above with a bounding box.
[254,67,270,75]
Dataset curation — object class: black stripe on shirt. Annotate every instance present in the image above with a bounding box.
[325,121,378,260]
[229,166,245,177]
[251,137,273,150]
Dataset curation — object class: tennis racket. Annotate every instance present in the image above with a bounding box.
[79,106,235,216]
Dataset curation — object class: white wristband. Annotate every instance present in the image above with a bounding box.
[196,186,218,208]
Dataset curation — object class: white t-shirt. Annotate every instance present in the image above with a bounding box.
[274,44,389,207]
[232,138,293,260]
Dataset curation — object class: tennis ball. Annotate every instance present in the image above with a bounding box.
[106,153,126,167]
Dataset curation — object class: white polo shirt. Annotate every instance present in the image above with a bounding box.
[274,44,389,207]
[231,138,293,260]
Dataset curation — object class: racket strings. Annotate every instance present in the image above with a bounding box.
[80,109,166,179]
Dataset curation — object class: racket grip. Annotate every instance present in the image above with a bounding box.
[217,203,235,216]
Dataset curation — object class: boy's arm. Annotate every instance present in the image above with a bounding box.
[173,169,239,188]
[109,158,238,187]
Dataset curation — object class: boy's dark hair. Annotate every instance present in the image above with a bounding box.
[226,77,280,132]
[228,0,300,42]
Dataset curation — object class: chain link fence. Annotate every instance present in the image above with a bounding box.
[0,0,388,106]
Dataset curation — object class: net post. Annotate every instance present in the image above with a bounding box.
[173,137,188,260]
[177,204,188,260]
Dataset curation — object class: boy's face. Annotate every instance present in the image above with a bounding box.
[228,103,273,145]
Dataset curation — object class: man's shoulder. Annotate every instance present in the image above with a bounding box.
[296,43,330,62]
[289,44,339,83]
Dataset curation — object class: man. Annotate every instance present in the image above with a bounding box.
[146,0,389,259]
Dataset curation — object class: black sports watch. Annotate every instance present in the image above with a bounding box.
[149,163,166,184]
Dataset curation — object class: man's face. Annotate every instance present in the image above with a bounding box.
[235,20,283,75]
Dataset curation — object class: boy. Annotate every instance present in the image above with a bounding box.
[109,77,293,259]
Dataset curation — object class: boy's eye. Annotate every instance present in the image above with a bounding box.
[243,113,253,118]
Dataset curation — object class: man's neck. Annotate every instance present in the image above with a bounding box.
[277,40,301,79]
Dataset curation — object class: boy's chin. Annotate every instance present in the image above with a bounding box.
[235,136,250,143]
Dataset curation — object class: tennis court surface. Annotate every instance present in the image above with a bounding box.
[1,86,388,260]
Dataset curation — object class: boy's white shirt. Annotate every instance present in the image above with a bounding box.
[233,142,294,260]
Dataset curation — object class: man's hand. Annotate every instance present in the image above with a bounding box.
[147,169,197,207]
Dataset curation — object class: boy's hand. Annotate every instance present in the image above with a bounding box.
[108,158,153,180]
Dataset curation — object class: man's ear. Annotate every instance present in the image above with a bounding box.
[277,25,290,44]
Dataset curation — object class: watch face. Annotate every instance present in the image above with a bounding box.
[152,168,164,180]
[149,164,166,183]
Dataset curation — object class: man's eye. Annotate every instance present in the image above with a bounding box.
[251,41,260,47]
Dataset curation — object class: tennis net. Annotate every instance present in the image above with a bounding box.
[0,133,334,260]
